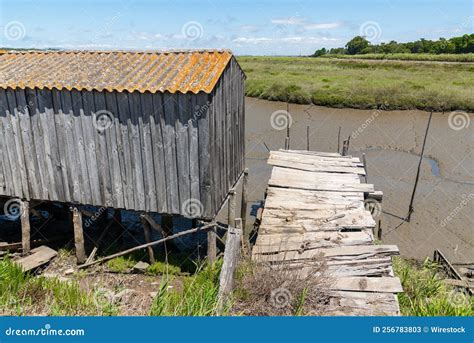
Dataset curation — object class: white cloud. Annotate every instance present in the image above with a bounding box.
[271,16,306,25]
[304,22,342,30]
[232,36,339,45]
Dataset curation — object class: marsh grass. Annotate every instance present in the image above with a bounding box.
[238,56,474,111]
[321,53,474,62]
[393,257,474,316]
[149,261,223,316]
[0,256,117,316]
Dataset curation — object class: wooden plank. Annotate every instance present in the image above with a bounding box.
[37,89,64,202]
[116,92,135,210]
[71,90,92,205]
[80,91,102,206]
[253,231,374,254]
[268,156,366,175]
[269,177,374,193]
[162,92,180,214]
[6,89,30,199]
[329,277,403,293]
[104,91,125,209]
[150,93,168,213]
[254,245,399,263]
[175,93,191,211]
[125,93,145,210]
[189,94,202,209]
[0,90,14,196]
[59,91,82,203]
[326,291,400,316]
[15,245,57,272]
[15,90,41,199]
[281,149,344,158]
[197,92,212,217]
[274,150,361,163]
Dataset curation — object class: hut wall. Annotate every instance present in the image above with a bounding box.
[0,87,212,217]
[207,58,246,216]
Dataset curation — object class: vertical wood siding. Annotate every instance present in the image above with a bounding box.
[0,60,245,219]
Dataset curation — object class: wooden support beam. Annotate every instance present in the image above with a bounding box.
[141,215,156,264]
[20,200,30,254]
[78,222,219,269]
[71,206,86,264]
[362,153,368,183]
[207,225,217,264]
[217,223,242,314]
[228,189,236,228]
[342,139,350,156]
[240,168,249,248]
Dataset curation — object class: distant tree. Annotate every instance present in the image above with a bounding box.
[312,48,327,57]
[328,47,347,55]
[345,36,370,55]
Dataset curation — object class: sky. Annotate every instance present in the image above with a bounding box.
[0,0,472,55]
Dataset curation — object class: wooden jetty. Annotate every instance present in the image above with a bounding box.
[252,149,402,316]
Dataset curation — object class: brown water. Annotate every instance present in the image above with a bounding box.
[244,97,473,264]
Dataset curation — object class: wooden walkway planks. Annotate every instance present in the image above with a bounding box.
[253,150,402,316]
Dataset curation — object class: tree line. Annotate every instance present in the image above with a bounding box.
[313,34,474,56]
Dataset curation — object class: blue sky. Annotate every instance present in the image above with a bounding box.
[0,0,472,55]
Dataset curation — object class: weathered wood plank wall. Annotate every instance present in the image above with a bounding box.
[0,60,245,219]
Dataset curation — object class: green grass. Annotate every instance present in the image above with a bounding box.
[150,261,225,316]
[0,256,117,315]
[238,56,474,111]
[320,53,474,62]
[393,257,474,316]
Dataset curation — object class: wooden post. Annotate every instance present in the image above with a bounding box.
[342,139,350,156]
[71,206,86,264]
[240,169,249,244]
[228,189,236,228]
[377,220,382,240]
[286,103,290,150]
[306,126,310,151]
[337,126,341,153]
[85,219,115,264]
[141,215,155,264]
[207,225,217,264]
[217,223,242,314]
[362,153,368,183]
[20,200,30,254]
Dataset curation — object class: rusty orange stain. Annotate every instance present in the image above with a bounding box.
[0,50,233,94]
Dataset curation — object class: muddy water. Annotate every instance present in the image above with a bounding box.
[245,97,473,264]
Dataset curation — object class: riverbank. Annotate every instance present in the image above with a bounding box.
[238,56,474,111]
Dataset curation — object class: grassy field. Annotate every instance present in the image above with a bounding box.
[321,53,474,62]
[238,56,474,111]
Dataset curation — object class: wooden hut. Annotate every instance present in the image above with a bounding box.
[0,50,246,221]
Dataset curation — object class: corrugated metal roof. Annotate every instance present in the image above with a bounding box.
[0,50,233,94]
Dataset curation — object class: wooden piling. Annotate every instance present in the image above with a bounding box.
[362,153,368,183]
[141,215,155,264]
[337,126,341,153]
[342,138,350,156]
[228,189,236,228]
[306,126,310,151]
[20,200,30,254]
[71,206,86,264]
[217,221,242,314]
[207,225,217,264]
[240,169,249,245]
[377,220,382,240]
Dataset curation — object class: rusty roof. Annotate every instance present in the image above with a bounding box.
[0,50,234,94]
